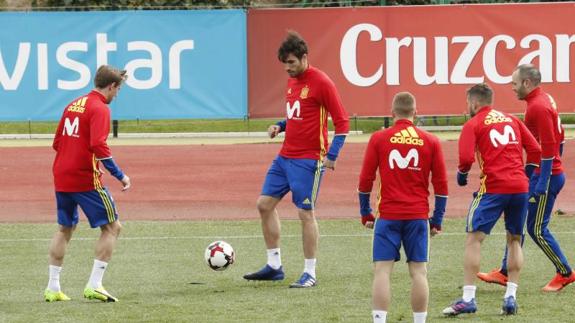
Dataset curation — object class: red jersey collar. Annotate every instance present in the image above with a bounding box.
[394,119,414,126]
[524,87,542,102]
[90,90,107,103]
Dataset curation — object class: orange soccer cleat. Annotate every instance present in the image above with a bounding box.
[542,272,575,292]
[476,268,508,286]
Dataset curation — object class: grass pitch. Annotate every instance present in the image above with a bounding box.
[1,217,575,322]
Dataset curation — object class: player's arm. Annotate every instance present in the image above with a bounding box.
[321,78,349,169]
[533,106,556,195]
[357,135,379,228]
[268,120,286,139]
[52,114,66,151]
[456,121,476,186]
[430,137,448,236]
[515,116,541,178]
[90,107,130,190]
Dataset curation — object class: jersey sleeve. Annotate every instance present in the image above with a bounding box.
[52,113,65,151]
[90,105,112,159]
[458,121,476,173]
[532,104,557,159]
[320,78,349,135]
[358,134,380,193]
[514,116,541,166]
[430,136,448,196]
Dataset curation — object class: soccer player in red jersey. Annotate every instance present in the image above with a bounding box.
[243,31,349,288]
[44,65,130,302]
[443,83,540,316]
[358,92,447,323]
[477,64,575,292]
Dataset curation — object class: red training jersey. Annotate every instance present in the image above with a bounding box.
[358,119,448,220]
[52,90,113,192]
[458,106,541,194]
[279,66,349,160]
[523,87,563,175]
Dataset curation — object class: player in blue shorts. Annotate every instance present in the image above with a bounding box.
[243,31,349,288]
[443,83,540,316]
[45,65,130,302]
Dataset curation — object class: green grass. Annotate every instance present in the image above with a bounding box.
[2,217,575,322]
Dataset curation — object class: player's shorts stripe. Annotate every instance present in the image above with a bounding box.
[466,177,486,231]
[96,188,115,223]
[311,160,322,206]
[319,106,326,158]
[534,193,567,274]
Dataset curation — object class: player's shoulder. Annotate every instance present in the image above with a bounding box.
[415,127,440,144]
[309,66,335,84]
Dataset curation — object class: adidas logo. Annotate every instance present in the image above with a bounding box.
[302,198,311,205]
[390,126,424,146]
[529,197,536,203]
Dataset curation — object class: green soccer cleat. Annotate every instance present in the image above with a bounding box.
[44,289,71,302]
[83,286,118,302]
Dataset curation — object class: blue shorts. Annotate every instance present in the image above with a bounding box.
[466,192,527,235]
[261,156,324,210]
[56,188,118,228]
[373,219,429,263]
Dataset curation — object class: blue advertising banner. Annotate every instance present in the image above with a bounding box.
[0,10,247,120]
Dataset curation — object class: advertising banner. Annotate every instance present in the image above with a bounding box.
[248,4,575,117]
[0,10,247,120]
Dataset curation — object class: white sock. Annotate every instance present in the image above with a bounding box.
[413,312,427,323]
[372,310,387,323]
[505,281,518,299]
[47,265,62,292]
[88,259,108,289]
[304,258,317,278]
[462,285,476,302]
[266,248,281,270]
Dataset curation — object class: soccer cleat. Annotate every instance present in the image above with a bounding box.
[442,299,477,316]
[289,272,316,288]
[501,296,518,315]
[44,289,71,302]
[83,286,118,302]
[542,272,575,292]
[476,268,508,286]
[243,265,285,281]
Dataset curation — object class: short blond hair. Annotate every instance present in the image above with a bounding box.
[392,92,416,118]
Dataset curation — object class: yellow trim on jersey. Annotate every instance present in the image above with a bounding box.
[96,188,116,224]
[319,105,327,159]
[311,160,322,207]
[534,193,567,274]
[92,155,102,189]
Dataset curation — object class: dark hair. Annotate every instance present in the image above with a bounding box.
[516,64,541,86]
[392,92,416,117]
[467,83,493,105]
[278,30,308,62]
[94,65,127,89]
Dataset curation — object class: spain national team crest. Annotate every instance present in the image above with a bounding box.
[300,86,309,99]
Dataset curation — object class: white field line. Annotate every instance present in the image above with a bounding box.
[1,231,574,243]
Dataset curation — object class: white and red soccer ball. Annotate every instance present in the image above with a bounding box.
[204,241,235,271]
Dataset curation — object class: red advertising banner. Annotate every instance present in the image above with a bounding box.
[248,4,575,117]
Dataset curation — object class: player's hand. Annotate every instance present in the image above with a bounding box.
[322,157,336,170]
[361,214,375,229]
[430,223,441,237]
[268,125,281,139]
[120,175,131,191]
[525,164,535,179]
[457,171,468,186]
[533,179,548,196]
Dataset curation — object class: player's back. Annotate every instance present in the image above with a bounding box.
[52,91,111,192]
[463,107,529,194]
[370,119,442,219]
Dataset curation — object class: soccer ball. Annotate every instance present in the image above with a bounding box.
[204,241,235,271]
